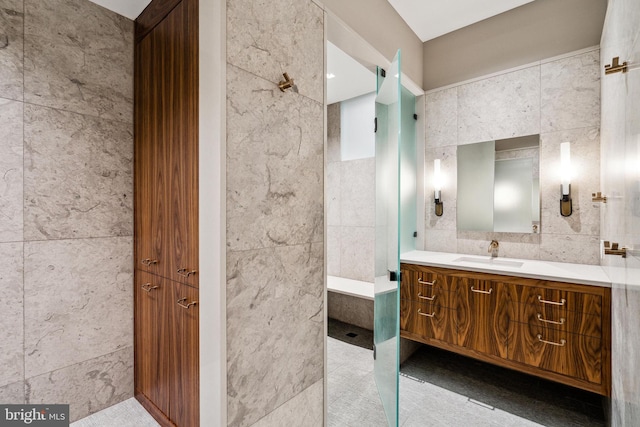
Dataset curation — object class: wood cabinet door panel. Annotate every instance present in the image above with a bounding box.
[134,271,171,414]
[455,279,515,358]
[401,299,456,344]
[170,282,199,427]
[135,33,163,276]
[509,322,602,384]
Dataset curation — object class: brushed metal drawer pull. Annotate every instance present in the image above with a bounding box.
[537,313,565,325]
[470,286,492,295]
[141,283,159,292]
[418,309,435,318]
[417,292,436,301]
[177,298,198,309]
[177,268,197,278]
[418,278,436,286]
[537,334,566,347]
[141,258,158,266]
[537,295,566,306]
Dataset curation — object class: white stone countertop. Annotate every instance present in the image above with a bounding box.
[401,250,612,288]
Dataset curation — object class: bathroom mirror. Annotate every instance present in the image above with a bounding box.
[457,135,540,233]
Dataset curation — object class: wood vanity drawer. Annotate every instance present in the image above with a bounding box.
[401,264,454,308]
[400,298,457,344]
[517,302,602,339]
[518,284,603,316]
[508,322,602,384]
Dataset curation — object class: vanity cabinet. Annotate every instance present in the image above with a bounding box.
[134,0,199,425]
[400,263,611,396]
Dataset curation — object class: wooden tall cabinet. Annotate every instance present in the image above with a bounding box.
[134,0,199,425]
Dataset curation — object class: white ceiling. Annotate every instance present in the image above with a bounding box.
[327,41,377,105]
[88,0,151,20]
[387,0,536,42]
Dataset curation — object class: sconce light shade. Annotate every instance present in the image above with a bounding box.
[560,142,572,216]
[434,159,443,216]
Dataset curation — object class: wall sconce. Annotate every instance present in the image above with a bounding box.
[560,142,572,217]
[434,159,443,216]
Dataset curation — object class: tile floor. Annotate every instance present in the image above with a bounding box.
[73,330,606,427]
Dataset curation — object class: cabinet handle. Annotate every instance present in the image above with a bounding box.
[177,268,197,278]
[537,313,565,325]
[537,334,566,347]
[417,309,435,318]
[418,278,436,286]
[141,283,159,292]
[537,295,566,306]
[141,258,158,266]
[470,286,492,295]
[177,297,198,309]
[417,292,436,301]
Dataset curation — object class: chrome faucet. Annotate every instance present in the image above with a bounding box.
[488,240,499,258]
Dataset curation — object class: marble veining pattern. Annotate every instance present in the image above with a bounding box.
[0,98,23,242]
[226,243,324,427]
[326,161,340,227]
[23,104,133,241]
[457,66,540,145]
[226,64,323,252]
[0,242,24,387]
[26,347,134,423]
[251,380,323,427]
[226,0,324,104]
[541,50,601,133]
[23,0,133,123]
[24,237,133,378]
[0,0,23,101]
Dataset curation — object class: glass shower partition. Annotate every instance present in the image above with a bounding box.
[374,50,416,427]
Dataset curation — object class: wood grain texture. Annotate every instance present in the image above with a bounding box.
[135,0,182,42]
[134,0,200,424]
[134,271,171,416]
[170,282,199,427]
[400,299,457,344]
[455,278,515,359]
[508,323,602,384]
[401,264,455,308]
[135,391,175,427]
[400,263,611,396]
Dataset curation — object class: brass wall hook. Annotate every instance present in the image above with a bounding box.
[605,57,628,75]
[604,241,627,258]
[278,72,298,92]
[592,192,607,203]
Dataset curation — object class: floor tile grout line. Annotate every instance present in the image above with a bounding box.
[22,0,26,404]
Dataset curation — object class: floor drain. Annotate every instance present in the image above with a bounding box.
[346,332,358,338]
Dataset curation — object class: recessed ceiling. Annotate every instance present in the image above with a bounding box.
[88,0,151,20]
[327,41,377,105]
[387,0,536,42]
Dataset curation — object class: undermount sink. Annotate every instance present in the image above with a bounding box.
[452,256,524,268]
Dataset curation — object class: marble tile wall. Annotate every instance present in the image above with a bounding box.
[600,0,640,424]
[0,0,134,422]
[326,103,376,283]
[424,49,602,265]
[225,1,324,426]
